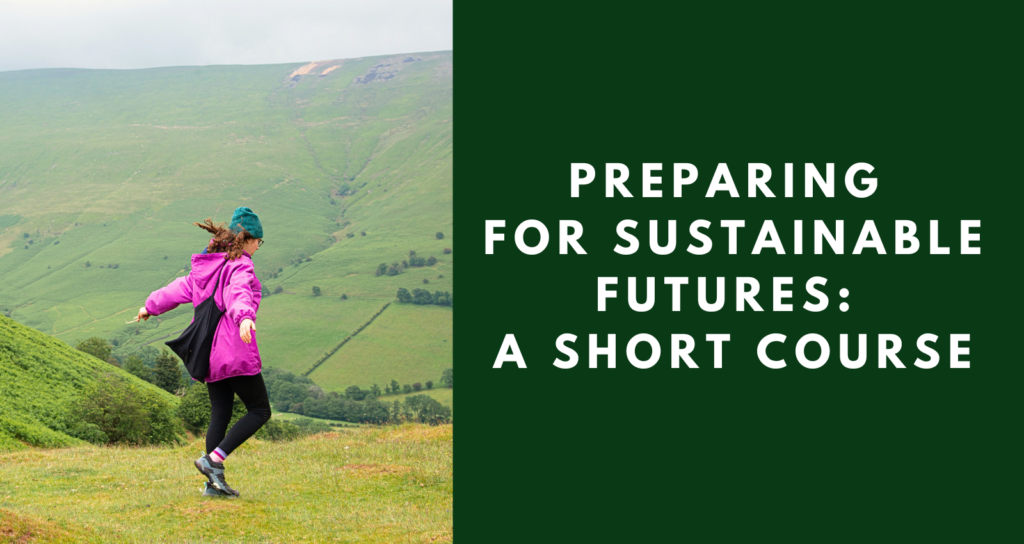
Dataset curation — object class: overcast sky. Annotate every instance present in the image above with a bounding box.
[0,0,452,73]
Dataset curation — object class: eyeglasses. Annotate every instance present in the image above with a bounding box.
[257,239,265,247]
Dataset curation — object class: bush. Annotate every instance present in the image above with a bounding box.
[423,278,429,284]
[375,263,388,276]
[403,384,412,394]
[360,231,366,236]
[412,382,422,392]
[340,293,348,300]
[426,381,433,390]
[274,286,283,294]
[427,256,437,266]
[289,417,333,435]
[312,286,322,296]
[436,232,444,239]
[177,382,247,434]
[346,232,354,238]
[75,337,111,362]
[443,248,452,254]
[440,368,453,388]
[255,418,303,441]
[67,373,184,445]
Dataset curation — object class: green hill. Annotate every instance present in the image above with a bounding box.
[0,52,453,401]
[0,315,177,452]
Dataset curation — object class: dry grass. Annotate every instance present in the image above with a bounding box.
[0,424,452,543]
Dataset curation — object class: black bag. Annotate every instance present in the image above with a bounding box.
[165,275,224,382]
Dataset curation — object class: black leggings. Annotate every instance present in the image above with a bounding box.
[206,373,272,457]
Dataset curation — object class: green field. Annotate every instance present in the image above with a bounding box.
[378,387,453,412]
[0,52,453,398]
[309,303,452,392]
[273,411,364,428]
[0,424,453,543]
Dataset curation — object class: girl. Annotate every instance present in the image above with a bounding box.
[137,206,269,497]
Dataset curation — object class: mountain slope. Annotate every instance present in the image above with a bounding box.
[0,52,453,395]
[0,315,177,451]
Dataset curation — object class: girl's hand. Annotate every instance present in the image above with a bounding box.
[137,307,150,322]
[240,318,256,344]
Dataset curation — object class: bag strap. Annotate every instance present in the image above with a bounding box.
[205,266,225,312]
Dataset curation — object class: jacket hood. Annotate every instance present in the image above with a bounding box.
[190,253,249,290]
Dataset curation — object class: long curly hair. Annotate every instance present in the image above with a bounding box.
[193,218,256,261]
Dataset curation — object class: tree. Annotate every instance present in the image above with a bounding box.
[341,293,348,300]
[423,278,429,284]
[436,232,444,239]
[85,261,91,267]
[261,284,270,297]
[384,384,391,395]
[396,287,412,303]
[123,355,151,383]
[76,337,112,363]
[345,385,367,400]
[375,263,388,276]
[153,349,183,394]
[431,291,452,306]
[274,286,283,294]
[390,379,400,395]
[440,368,453,388]
[426,380,433,390]
[403,384,412,394]
[312,286,322,296]
[427,256,437,266]
[412,382,422,392]
[370,384,382,397]
[411,288,433,305]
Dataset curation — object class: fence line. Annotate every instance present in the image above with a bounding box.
[302,302,391,376]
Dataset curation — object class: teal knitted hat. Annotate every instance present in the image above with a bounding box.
[228,207,263,239]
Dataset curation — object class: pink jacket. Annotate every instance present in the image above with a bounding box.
[145,252,262,382]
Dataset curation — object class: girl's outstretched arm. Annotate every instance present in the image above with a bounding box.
[144,275,194,317]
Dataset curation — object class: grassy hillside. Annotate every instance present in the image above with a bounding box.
[0,424,453,543]
[0,52,453,400]
[0,315,177,452]
[310,303,452,392]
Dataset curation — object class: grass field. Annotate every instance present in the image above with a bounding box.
[309,303,452,393]
[0,424,453,543]
[0,52,453,397]
[272,411,363,428]
[377,387,453,413]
